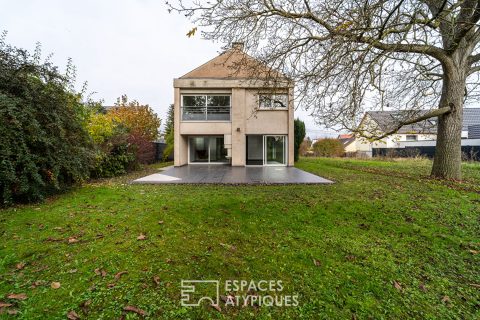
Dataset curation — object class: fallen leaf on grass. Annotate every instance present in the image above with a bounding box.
[67,310,80,320]
[211,304,222,312]
[94,268,107,277]
[123,305,146,316]
[6,293,27,300]
[137,234,147,241]
[68,269,78,273]
[114,271,128,280]
[393,281,403,292]
[107,283,116,288]
[80,299,91,313]
[0,302,12,308]
[51,282,61,289]
[68,237,79,244]
[158,220,164,225]
[219,243,236,252]
[31,280,47,288]
[313,259,321,267]
[153,276,160,285]
[469,249,479,255]
[15,263,25,270]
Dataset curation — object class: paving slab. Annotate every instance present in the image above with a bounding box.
[133,165,332,184]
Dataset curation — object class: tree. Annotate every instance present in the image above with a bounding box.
[108,95,161,141]
[163,104,174,160]
[313,139,345,157]
[0,34,93,204]
[294,118,306,161]
[169,0,480,180]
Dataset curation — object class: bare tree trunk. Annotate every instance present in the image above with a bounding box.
[431,58,466,180]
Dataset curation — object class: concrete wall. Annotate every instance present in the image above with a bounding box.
[173,79,294,166]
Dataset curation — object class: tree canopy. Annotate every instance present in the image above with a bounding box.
[169,0,480,179]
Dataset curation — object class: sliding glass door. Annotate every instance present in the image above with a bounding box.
[264,136,286,165]
[189,136,227,163]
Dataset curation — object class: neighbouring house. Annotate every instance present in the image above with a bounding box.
[338,134,357,153]
[173,43,294,166]
[353,108,480,156]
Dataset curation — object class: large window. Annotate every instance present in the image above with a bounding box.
[259,94,288,109]
[182,95,231,121]
[189,136,228,163]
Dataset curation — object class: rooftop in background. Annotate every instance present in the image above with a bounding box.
[366,108,480,134]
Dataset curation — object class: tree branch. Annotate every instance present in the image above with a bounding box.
[359,105,452,141]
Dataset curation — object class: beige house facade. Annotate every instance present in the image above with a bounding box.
[173,44,294,167]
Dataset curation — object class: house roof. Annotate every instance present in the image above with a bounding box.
[365,108,480,134]
[179,46,286,80]
[337,134,355,146]
[463,108,480,131]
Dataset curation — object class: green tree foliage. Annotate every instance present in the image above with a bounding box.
[163,104,174,161]
[312,139,345,157]
[0,35,93,205]
[294,118,306,162]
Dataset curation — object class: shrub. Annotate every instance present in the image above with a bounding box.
[127,132,156,165]
[0,38,93,205]
[90,144,136,178]
[294,119,306,161]
[312,138,345,157]
[163,104,174,161]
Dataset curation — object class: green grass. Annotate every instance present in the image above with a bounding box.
[0,158,479,319]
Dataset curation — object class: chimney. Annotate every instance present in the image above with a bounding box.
[232,42,244,51]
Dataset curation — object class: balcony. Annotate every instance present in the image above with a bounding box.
[182,106,231,121]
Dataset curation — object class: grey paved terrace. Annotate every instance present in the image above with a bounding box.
[133,165,332,184]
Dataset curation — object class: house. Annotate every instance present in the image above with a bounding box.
[338,134,357,153]
[173,43,294,166]
[354,108,480,156]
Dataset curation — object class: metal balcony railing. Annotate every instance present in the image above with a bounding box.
[182,106,231,121]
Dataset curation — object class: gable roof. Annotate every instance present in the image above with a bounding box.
[366,108,480,134]
[179,47,286,80]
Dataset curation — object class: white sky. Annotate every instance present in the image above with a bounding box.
[0,0,337,138]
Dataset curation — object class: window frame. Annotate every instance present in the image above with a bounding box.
[181,94,231,122]
[258,93,289,110]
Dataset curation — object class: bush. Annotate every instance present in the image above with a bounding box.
[0,38,93,205]
[127,132,156,165]
[90,144,136,178]
[312,138,345,157]
[294,119,306,161]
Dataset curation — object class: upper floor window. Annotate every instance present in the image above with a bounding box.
[259,94,288,109]
[182,95,231,121]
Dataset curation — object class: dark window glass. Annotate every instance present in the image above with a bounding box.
[183,96,206,107]
[207,96,230,106]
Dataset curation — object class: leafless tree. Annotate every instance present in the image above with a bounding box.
[167,0,480,180]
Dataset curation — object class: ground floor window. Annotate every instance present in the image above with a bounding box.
[246,135,287,166]
[189,136,228,163]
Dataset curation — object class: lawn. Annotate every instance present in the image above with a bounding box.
[0,158,479,319]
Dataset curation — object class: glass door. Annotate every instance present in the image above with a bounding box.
[189,136,228,163]
[264,136,286,165]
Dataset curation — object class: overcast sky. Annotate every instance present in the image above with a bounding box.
[0,0,337,138]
